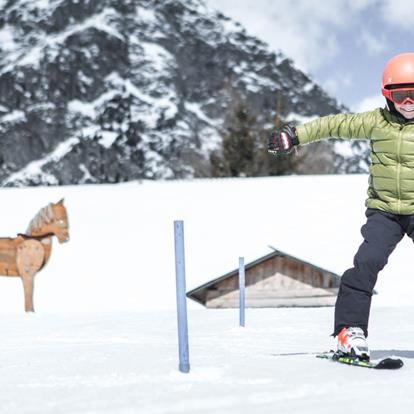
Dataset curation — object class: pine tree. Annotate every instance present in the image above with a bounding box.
[210,101,259,177]
[210,92,338,177]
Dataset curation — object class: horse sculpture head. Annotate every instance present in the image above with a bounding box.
[26,199,69,243]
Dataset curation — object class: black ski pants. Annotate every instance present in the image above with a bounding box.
[334,208,414,337]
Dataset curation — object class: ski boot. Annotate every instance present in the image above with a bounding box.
[336,327,370,361]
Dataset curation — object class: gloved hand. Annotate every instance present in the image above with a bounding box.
[268,124,299,155]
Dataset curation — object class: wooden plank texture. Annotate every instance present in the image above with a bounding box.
[201,255,340,308]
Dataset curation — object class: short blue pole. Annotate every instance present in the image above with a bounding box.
[239,257,245,327]
[174,220,190,373]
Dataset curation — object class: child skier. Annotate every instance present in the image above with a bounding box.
[268,52,414,361]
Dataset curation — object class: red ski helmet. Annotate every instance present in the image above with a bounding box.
[382,53,414,97]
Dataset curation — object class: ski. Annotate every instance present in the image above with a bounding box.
[316,351,403,369]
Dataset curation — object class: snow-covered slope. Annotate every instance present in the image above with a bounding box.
[1,308,414,413]
[0,176,413,413]
[0,0,364,186]
[0,174,412,314]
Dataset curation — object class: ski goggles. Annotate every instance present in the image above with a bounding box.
[382,87,414,104]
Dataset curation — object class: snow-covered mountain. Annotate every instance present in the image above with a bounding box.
[0,0,366,186]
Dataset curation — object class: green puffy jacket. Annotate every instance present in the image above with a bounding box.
[295,108,414,215]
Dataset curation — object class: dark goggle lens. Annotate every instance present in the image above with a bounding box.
[391,89,414,103]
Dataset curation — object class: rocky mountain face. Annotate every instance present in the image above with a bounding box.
[0,0,367,186]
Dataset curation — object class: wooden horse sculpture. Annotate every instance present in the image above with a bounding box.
[0,199,69,312]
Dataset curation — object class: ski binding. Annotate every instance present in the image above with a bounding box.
[317,351,403,369]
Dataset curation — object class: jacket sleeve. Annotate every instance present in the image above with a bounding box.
[295,109,380,145]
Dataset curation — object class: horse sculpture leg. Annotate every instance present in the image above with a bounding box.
[16,240,45,313]
[21,272,35,312]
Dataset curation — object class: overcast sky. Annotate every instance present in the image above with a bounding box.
[205,0,414,112]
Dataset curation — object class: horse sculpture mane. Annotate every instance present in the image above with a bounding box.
[26,203,55,235]
[0,199,69,312]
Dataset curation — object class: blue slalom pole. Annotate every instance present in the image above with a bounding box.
[174,220,190,373]
[239,257,245,327]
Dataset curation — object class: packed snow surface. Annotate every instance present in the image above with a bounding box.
[0,175,414,413]
[2,309,414,413]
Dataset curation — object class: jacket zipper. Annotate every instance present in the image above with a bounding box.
[396,126,403,214]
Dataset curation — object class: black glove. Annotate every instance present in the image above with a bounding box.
[268,124,299,155]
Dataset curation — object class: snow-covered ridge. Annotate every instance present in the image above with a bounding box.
[3,136,80,186]
[1,7,124,75]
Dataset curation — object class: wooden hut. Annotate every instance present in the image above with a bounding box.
[187,248,343,308]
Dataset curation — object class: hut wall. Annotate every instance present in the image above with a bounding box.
[204,256,340,308]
